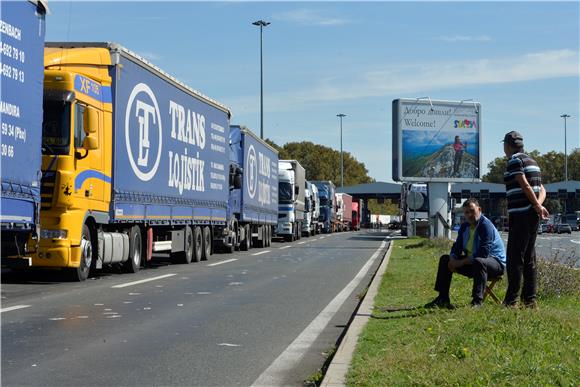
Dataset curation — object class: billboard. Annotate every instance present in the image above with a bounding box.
[392,98,482,182]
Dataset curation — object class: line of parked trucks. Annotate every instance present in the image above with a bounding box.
[0,1,362,281]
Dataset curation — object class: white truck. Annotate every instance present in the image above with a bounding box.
[277,160,306,242]
[303,181,320,237]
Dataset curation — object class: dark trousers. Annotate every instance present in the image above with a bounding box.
[504,208,540,304]
[434,254,504,302]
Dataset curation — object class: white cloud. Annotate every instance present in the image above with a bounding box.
[224,49,579,114]
[272,9,350,26]
[434,35,492,42]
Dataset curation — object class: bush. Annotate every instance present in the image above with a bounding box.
[537,251,580,298]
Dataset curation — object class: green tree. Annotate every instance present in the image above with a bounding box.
[367,199,399,215]
[267,141,374,186]
[483,149,579,184]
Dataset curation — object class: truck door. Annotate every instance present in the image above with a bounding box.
[72,102,105,204]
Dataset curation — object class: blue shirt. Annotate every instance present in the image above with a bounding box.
[451,215,506,267]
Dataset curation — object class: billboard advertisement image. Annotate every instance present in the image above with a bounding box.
[392,99,482,182]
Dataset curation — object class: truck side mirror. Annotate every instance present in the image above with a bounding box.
[83,106,99,134]
[295,186,299,195]
[234,174,242,189]
[82,136,98,150]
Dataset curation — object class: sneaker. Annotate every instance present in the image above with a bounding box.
[424,296,455,309]
[470,300,483,309]
[524,300,539,310]
[502,301,519,309]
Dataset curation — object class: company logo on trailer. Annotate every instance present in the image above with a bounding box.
[246,144,258,199]
[125,83,163,181]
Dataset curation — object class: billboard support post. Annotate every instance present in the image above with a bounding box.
[428,182,451,239]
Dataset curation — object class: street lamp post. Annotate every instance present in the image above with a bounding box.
[337,113,346,187]
[252,20,270,140]
[560,114,570,182]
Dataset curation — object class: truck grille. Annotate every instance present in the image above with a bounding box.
[41,170,56,209]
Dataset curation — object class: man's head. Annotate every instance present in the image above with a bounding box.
[502,131,524,157]
[462,198,482,225]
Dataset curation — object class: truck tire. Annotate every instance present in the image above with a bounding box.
[226,232,236,254]
[68,224,94,282]
[256,227,265,248]
[267,227,272,247]
[296,224,301,240]
[172,226,193,264]
[241,225,251,251]
[124,225,143,272]
[264,226,270,247]
[202,226,211,260]
[193,226,203,262]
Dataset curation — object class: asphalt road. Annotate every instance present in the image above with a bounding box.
[1,230,391,387]
[498,231,580,266]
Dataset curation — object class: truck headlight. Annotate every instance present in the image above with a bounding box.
[40,229,68,240]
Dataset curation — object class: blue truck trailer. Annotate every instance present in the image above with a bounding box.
[1,0,48,263]
[227,125,278,251]
[312,180,336,233]
[35,42,231,280]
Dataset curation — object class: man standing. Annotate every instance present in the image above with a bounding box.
[502,131,549,309]
[425,199,506,308]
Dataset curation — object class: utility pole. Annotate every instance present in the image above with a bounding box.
[337,113,346,187]
[560,114,570,181]
[252,20,270,140]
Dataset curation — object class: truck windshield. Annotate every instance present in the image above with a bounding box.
[279,182,293,203]
[42,100,71,155]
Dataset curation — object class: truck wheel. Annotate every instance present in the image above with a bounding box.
[193,226,203,262]
[68,224,94,281]
[241,225,251,251]
[124,226,143,272]
[227,232,236,254]
[202,226,211,260]
[267,227,271,247]
[264,227,269,247]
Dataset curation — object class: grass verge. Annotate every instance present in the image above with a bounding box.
[346,238,580,386]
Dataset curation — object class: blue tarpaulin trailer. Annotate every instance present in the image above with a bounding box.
[1,0,48,261]
[226,125,278,252]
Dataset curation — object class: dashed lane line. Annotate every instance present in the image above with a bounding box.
[111,274,177,289]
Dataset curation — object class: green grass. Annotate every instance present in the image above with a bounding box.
[346,238,580,386]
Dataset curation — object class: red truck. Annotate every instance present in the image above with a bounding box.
[335,193,353,231]
[352,199,361,231]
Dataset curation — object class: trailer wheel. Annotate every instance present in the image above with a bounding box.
[68,223,94,282]
[267,226,271,247]
[226,232,236,254]
[193,226,203,262]
[202,226,211,260]
[173,226,193,264]
[264,226,269,247]
[241,225,251,251]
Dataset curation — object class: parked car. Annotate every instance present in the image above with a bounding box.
[556,223,572,234]
[540,224,549,234]
[546,224,555,233]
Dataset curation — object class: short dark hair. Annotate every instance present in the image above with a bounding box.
[462,198,480,209]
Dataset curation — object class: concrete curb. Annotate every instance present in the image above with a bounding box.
[321,241,394,387]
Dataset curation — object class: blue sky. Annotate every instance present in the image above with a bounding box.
[45,1,579,182]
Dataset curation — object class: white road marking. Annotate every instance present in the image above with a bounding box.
[0,305,31,313]
[111,274,177,289]
[218,343,241,347]
[228,282,244,286]
[279,246,291,250]
[207,258,238,267]
[571,240,580,245]
[552,248,567,251]
[197,292,212,295]
[298,241,306,245]
[252,238,389,387]
[252,250,271,256]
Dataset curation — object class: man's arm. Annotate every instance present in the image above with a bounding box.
[514,174,549,219]
[474,219,493,259]
[538,184,546,205]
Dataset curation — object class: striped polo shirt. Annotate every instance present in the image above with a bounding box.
[504,152,542,214]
